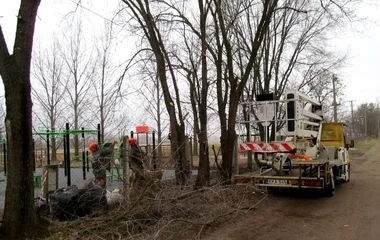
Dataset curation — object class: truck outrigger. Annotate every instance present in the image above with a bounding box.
[234,90,353,197]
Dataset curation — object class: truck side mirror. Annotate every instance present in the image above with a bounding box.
[349,140,355,148]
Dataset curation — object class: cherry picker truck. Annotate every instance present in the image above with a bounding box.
[234,90,354,197]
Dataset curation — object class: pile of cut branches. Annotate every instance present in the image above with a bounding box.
[47,181,266,240]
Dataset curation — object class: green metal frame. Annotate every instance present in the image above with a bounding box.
[35,129,98,136]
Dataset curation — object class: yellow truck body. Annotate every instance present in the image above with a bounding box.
[321,122,346,149]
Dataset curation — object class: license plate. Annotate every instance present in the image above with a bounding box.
[265,179,288,185]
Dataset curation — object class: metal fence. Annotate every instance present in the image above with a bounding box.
[0,137,197,209]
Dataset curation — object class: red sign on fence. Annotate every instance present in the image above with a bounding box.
[136,125,149,133]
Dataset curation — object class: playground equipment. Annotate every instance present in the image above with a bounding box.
[35,123,100,186]
[130,125,158,170]
[109,126,166,183]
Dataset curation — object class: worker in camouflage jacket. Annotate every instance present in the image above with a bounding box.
[118,137,146,182]
[88,141,117,187]
[129,138,146,181]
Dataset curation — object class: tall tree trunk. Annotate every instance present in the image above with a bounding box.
[2,61,37,239]
[270,123,276,141]
[74,112,79,157]
[193,126,198,155]
[242,103,251,141]
[220,96,239,184]
[189,73,200,156]
[51,137,57,162]
[0,0,41,238]
[196,90,209,187]
[131,0,190,184]
[100,105,105,143]
[258,124,264,141]
[195,0,210,188]
[170,122,189,185]
[156,74,162,160]
[156,50,189,184]
[50,120,57,162]
[214,0,278,184]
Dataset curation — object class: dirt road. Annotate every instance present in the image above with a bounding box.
[205,143,380,240]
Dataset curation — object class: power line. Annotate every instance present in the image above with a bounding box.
[68,0,124,27]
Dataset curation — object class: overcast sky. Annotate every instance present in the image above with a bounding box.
[1,0,380,110]
[335,2,380,106]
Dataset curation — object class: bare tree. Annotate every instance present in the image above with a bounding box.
[116,0,359,185]
[193,0,211,188]
[32,39,67,162]
[164,0,212,187]
[351,103,380,138]
[0,0,42,238]
[300,71,346,121]
[239,0,350,141]
[124,0,277,184]
[92,21,122,143]
[182,27,211,187]
[134,54,167,161]
[209,0,279,183]
[122,0,190,184]
[61,16,95,157]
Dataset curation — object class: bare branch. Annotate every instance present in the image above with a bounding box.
[275,6,308,14]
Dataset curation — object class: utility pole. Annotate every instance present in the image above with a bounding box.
[332,75,338,122]
[349,100,356,137]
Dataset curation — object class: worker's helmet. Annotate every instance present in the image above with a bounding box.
[88,143,99,152]
[128,137,137,146]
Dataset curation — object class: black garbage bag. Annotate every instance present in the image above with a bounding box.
[50,185,81,221]
[34,197,50,217]
[50,182,108,221]
[77,181,108,216]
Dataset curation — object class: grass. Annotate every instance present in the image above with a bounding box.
[348,138,378,159]
[351,138,378,150]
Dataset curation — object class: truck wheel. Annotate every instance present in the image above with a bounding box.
[324,174,336,197]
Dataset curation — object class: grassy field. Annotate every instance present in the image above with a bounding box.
[348,138,378,159]
[351,138,378,150]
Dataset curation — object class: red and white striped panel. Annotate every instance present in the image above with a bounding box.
[239,142,294,152]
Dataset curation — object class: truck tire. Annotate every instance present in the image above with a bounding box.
[324,173,336,197]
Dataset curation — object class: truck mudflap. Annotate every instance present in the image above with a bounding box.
[234,175,325,189]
